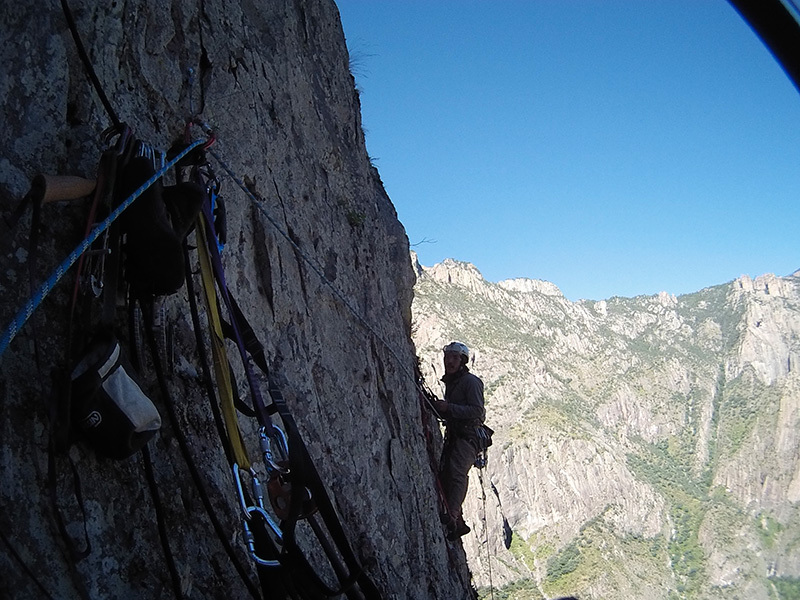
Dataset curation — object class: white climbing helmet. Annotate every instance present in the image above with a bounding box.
[442,341,469,361]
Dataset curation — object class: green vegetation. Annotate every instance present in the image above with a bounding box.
[627,440,705,499]
[757,513,784,548]
[508,532,553,570]
[484,374,507,399]
[345,208,366,227]
[771,577,800,599]
[668,501,706,595]
[627,439,709,595]
[545,542,581,583]
[479,578,543,600]
[539,520,672,598]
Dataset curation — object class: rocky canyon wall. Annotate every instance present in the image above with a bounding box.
[413,257,800,600]
[0,2,471,598]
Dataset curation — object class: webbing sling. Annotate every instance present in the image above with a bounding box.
[182,241,237,467]
[203,239,383,599]
[195,221,251,469]
[270,384,383,600]
[189,162,382,599]
[198,200,275,435]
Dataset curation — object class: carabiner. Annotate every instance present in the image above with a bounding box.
[233,463,265,519]
[242,506,282,567]
[260,426,289,474]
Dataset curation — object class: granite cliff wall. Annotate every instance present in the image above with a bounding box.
[0,2,472,598]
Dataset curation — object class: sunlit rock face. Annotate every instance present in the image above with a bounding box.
[413,258,800,599]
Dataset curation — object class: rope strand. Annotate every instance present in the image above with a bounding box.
[207,149,443,420]
[0,139,204,359]
[478,469,495,600]
[60,0,121,129]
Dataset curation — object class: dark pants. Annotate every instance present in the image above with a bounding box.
[439,433,478,520]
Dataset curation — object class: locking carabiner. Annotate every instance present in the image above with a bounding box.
[260,425,289,475]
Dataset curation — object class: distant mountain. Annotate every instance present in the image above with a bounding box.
[412,255,800,600]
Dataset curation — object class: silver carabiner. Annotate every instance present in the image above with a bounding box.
[259,426,289,474]
[247,505,282,541]
[242,506,282,567]
[233,463,265,519]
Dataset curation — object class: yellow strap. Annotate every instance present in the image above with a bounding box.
[196,222,251,469]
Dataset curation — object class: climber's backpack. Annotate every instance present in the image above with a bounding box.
[115,153,204,297]
[70,333,161,459]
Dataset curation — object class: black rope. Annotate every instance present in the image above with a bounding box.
[182,241,236,466]
[45,446,92,600]
[60,0,121,128]
[137,297,264,600]
[141,445,185,600]
[477,469,495,600]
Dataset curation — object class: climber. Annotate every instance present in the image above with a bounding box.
[434,341,485,540]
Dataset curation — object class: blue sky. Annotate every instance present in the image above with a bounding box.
[336,1,800,301]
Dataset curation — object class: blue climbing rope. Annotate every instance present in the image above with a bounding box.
[0,139,205,359]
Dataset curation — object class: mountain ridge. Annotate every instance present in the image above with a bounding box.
[414,251,799,302]
[412,255,800,600]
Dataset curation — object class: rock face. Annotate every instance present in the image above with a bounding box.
[413,259,800,600]
[0,2,472,598]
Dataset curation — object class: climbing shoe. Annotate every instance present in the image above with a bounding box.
[446,518,471,541]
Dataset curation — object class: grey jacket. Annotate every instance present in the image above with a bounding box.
[441,366,485,432]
